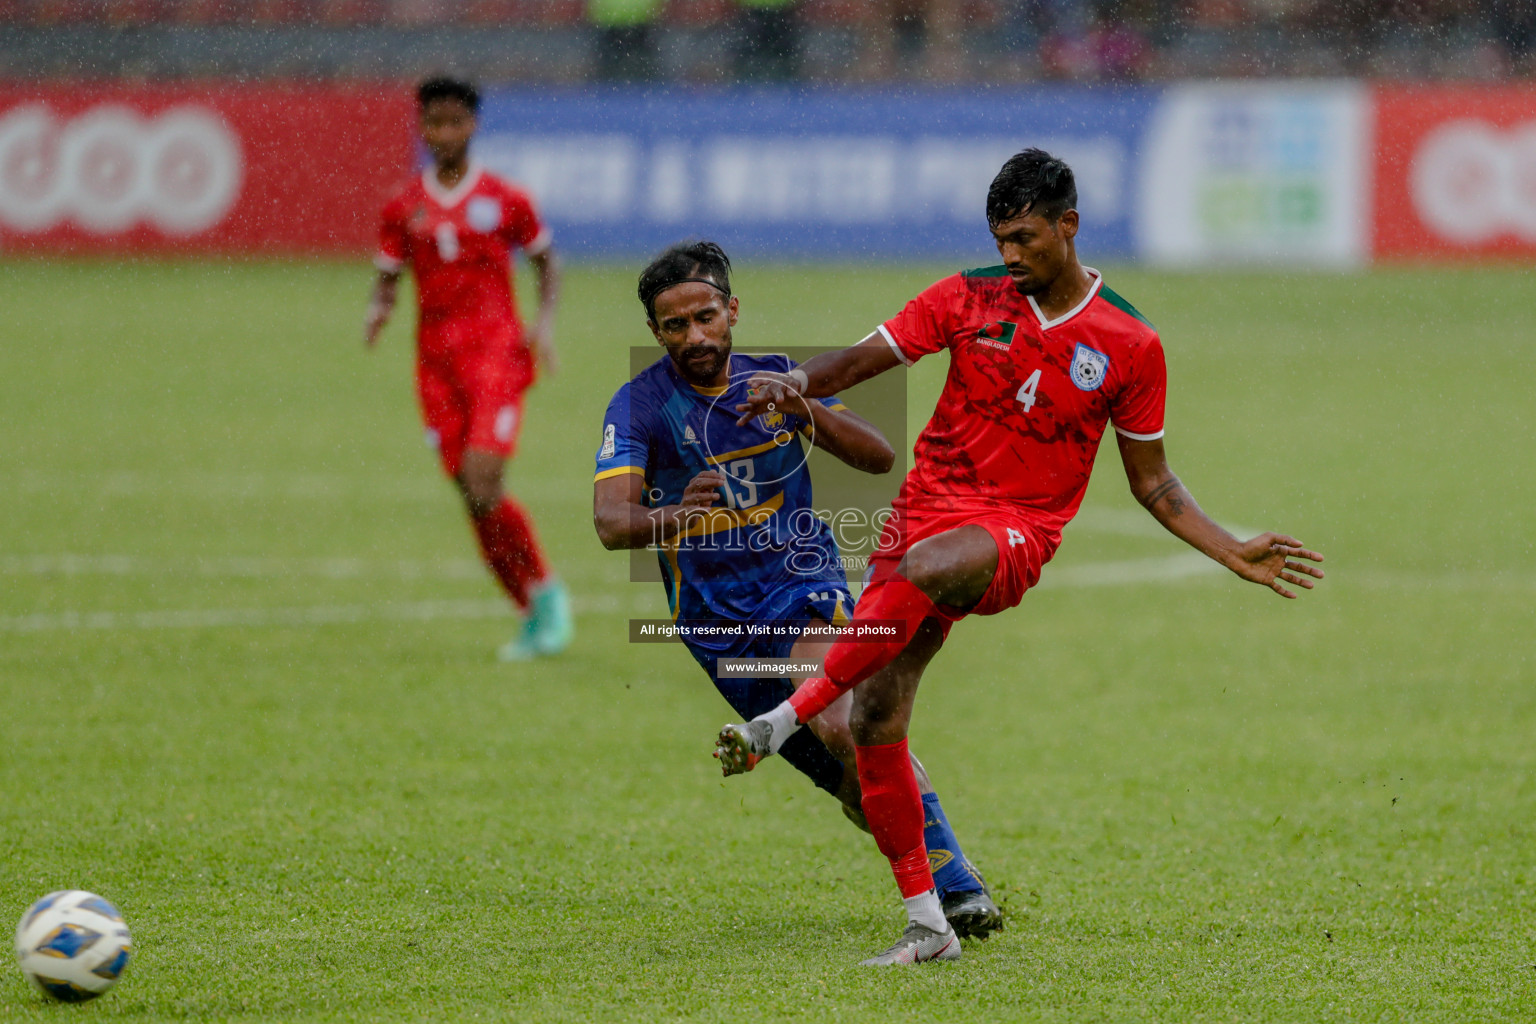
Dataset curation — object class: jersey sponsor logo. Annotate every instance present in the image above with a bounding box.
[682,424,700,445]
[1069,343,1109,391]
[465,195,502,233]
[0,104,243,235]
[974,320,1018,350]
[600,423,616,458]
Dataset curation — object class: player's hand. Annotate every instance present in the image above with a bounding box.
[679,470,726,508]
[529,324,559,377]
[363,300,392,349]
[734,369,808,426]
[1227,534,1325,598]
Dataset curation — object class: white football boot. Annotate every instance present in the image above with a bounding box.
[858,922,962,966]
[713,720,774,775]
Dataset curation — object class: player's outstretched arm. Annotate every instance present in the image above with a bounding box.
[1116,434,1325,599]
[364,270,399,348]
[594,470,725,551]
[734,334,900,426]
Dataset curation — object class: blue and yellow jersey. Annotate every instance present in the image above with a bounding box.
[596,353,852,646]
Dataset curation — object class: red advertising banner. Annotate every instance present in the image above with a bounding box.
[1374,84,1536,260]
[0,84,414,254]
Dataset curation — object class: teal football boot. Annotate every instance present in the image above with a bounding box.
[498,580,573,661]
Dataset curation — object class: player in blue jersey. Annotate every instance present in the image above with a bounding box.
[592,241,1002,937]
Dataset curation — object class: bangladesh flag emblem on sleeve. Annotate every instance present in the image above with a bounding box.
[975,321,1017,349]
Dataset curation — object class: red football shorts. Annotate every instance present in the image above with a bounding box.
[415,319,534,477]
[866,500,1059,632]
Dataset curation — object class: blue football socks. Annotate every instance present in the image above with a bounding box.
[922,792,984,896]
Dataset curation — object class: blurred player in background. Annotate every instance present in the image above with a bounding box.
[720,149,1326,965]
[365,76,572,661]
[594,241,1003,937]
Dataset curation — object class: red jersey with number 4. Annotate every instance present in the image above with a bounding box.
[878,265,1166,545]
[377,162,551,351]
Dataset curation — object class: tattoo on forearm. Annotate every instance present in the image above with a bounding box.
[1166,494,1186,517]
[1141,478,1182,511]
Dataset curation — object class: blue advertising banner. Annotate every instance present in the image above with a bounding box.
[474,88,1158,261]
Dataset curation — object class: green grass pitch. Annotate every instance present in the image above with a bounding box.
[2,257,1534,1022]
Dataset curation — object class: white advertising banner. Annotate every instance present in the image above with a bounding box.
[1137,82,1371,267]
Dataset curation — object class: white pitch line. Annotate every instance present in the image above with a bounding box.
[0,554,1221,635]
[4,470,572,504]
[1039,551,1221,588]
[0,509,1187,582]
[0,553,488,581]
[5,557,1530,635]
[0,599,512,634]
[0,592,667,634]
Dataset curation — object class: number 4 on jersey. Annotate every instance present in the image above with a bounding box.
[1015,369,1042,412]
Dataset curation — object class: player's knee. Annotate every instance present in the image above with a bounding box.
[899,530,995,606]
[895,545,950,598]
[848,691,904,745]
[458,474,502,519]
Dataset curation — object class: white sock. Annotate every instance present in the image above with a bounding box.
[903,889,947,933]
[756,700,800,755]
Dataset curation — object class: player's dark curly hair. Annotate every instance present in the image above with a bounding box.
[637,241,733,322]
[986,148,1076,227]
[417,76,480,113]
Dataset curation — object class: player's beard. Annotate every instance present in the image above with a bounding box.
[675,336,731,387]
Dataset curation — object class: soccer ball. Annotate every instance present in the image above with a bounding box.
[13,890,132,1002]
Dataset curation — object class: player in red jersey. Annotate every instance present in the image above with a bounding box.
[715,149,1326,965]
[365,77,572,661]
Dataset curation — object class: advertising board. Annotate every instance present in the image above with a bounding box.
[1373,84,1536,260]
[475,88,1157,261]
[1136,82,1370,267]
[0,85,413,254]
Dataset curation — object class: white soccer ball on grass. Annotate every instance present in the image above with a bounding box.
[14,890,132,1002]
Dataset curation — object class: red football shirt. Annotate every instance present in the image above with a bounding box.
[377,161,551,349]
[878,266,1166,543]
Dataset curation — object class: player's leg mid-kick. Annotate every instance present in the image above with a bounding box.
[770,614,1003,939]
[716,524,1001,966]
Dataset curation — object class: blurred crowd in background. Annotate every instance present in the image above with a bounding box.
[1,0,1532,83]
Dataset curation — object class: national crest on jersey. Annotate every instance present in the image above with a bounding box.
[876,265,1166,547]
[1069,343,1110,391]
[595,353,852,641]
[465,196,503,233]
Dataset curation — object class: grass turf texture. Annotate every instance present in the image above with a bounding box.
[2,258,1534,1022]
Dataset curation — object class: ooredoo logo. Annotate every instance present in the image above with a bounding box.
[0,104,243,235]
[1411,119,1536,244]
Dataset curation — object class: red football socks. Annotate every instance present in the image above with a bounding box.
[855,739,933,899]
[471,496,549,611]
[787,575,938,724]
